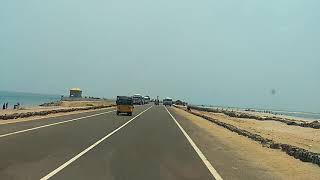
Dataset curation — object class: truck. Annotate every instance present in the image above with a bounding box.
[132,94,144,105]
[163,97,173,106]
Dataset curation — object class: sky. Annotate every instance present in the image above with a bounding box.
[0,0,319,112]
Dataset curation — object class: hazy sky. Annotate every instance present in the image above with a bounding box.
[1,0,319,112]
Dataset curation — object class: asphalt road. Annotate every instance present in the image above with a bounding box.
[0,105,219,180]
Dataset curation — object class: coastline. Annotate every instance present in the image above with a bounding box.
[198,105,320,121]
[0,90,61,109]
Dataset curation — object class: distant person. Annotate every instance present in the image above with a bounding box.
[2,103,5,110]
[5,102,8,109]
[13,102,20,110]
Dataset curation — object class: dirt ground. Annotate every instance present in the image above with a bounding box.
[173,108,320,180]
[193,110,320,153]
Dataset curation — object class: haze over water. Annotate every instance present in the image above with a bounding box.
[0,91,60,108]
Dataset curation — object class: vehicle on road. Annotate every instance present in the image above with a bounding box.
[132,94,144,105]
[144,96,150,104]
[154,96,160,105]
[163,97,173,106]
[116,96,134,116]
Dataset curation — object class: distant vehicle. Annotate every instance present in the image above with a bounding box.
[154,96,160,105]
[116,96,134,116]
[144,96,150,104]
[163,97,173,106]
[132,94,144,105]
[154,99,159,105]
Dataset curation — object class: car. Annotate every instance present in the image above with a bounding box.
[132,94,144,105]
[143,96,150,104]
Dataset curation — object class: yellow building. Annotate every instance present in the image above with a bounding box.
[69,88,82,98]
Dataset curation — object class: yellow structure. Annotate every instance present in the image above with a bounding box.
[69,88,82,98]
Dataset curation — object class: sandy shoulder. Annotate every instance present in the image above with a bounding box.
[195,110,320,153]
[0,107,115,125]
[0,101,115,125]
[0,106,66,116]
[172,108,320,180]
[59,100,114,107]
[0,101,114,116]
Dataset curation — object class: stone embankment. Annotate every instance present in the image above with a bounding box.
[188,105,320,129]
[0,105,115,120]
[175,105,320,166]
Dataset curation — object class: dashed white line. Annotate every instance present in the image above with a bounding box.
[165,106,223,180]
[0,109,116,138]
[40,106,153,180]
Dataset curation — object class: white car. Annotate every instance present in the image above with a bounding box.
[143,96,150,104]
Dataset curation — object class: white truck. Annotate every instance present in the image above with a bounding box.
[163,97,173,106]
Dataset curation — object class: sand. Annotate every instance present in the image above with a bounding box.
[59,100,114,107]
[0,101,115,125]
[194,110,320,153]
[173,108,320,180]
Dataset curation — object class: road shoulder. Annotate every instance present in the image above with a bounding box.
[170,107,320,180]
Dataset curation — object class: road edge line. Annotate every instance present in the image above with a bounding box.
[165,106,223,180]
[40,105,153,180]
[0,110,116,138]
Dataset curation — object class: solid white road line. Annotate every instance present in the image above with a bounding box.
[165,106,223,180]
[40,106,153,180]
[0,109,116,139]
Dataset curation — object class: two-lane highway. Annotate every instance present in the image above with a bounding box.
[0,105,221,180]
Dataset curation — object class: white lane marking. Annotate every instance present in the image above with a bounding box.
[165,106,223,180]
[40,106,153,180]
[0,109,116,138]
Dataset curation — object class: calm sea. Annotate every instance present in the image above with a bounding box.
[272,111,320,121]
[0,91,61,108]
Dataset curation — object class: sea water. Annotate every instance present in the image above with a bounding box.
[200,105,320,121]
[0,91,61,108]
